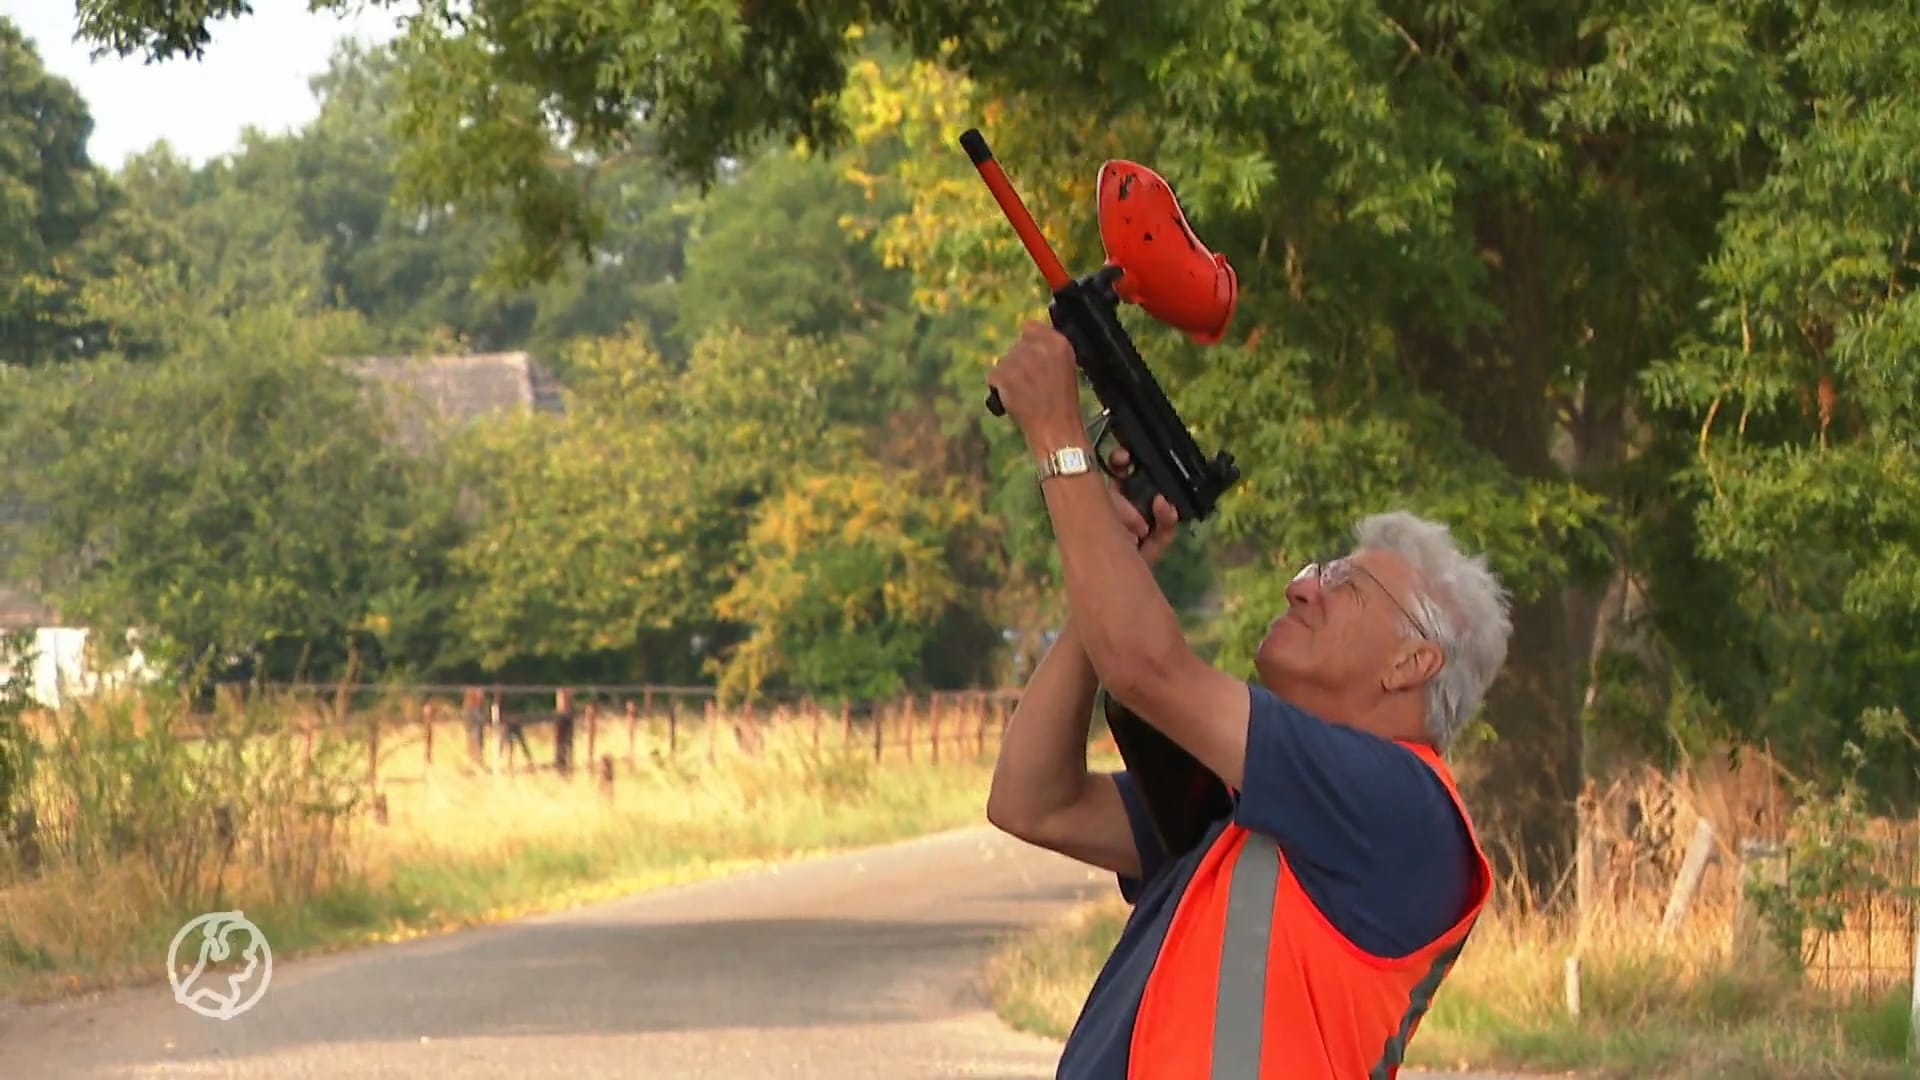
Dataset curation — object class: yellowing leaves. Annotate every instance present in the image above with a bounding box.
[709,455,976,703]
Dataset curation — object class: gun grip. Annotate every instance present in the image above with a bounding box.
[1120,468,1162,535]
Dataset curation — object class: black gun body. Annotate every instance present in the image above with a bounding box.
[1047,269,1237,528]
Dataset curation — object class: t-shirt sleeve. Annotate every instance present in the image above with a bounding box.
[1232,683,1475,956]
[1110,770,1171,903]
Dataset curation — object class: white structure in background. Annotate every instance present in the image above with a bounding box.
[0,600,159,710]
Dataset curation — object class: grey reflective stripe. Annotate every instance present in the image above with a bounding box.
[1368,926,1475,1079]
[1211,834,1281,1077]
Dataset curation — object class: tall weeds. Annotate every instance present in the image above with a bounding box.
[0,686,1012,999]
[0,690,365,990]
[21,694,363,906]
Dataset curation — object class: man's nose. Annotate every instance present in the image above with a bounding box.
[1284,574,1318,608]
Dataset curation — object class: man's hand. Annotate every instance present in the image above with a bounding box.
[987,321,1083,446]
[1105,447,1180,565]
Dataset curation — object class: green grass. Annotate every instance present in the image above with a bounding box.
[986,892,1920,1079]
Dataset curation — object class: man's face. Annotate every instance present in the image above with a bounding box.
[1254,547,1435,715]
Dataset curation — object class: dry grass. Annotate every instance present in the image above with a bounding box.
[984,747,1920,1078]
[0,688,1015,1002]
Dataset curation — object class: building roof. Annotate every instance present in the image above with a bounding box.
[354,351,564,420]
[0,586,55,631]
[352,350,565,448]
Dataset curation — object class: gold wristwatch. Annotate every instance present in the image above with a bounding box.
[1037,446,1093,481]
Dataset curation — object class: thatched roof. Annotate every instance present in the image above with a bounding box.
[352,351,565,447]
[0,586,55,631]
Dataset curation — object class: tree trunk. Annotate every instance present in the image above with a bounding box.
[1401,201,1590,903]
[1470,589,1584,902]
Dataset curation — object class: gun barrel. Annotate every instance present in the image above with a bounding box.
[958,129,1072,293]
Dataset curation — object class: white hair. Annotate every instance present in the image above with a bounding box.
[1353,511,1513,754]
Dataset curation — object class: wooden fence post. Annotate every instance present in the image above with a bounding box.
[1908,817,1920,1060]
[422,698,434,774]
[488,692,501,775]
[903,697,915,763]
[625,699,638,767]
[740,699,759,756]
[10,808,39,875]
[1658,817,1718,942]
[706,698,717,763]
[367,708,380,789]
[554,687,575,776]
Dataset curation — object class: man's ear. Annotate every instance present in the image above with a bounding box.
[1383,640,1443,693]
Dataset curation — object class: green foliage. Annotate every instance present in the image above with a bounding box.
[712,458,980,704]
[72,0,256,62]
[1629,5,1920,780]
[0,631,34,840]
[0,18,120,365]
[0,303,462,687]
[441,330,706,674]
[3,30,1017,700]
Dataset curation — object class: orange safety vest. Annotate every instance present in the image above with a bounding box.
[1126,741,1490,1079]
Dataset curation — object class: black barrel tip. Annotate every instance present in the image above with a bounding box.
[959,128,991,165]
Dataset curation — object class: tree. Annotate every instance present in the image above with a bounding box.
[1630,6,1920,800]
[0,17,118,365]
[76,0,1920,895]
[0,301,462,687]
[712,458,977,704]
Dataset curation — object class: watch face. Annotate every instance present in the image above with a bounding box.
[1059,447,1089,472]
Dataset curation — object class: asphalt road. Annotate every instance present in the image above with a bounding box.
[0,826,1523,1079]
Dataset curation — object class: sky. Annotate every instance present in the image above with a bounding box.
[6,0,404,170]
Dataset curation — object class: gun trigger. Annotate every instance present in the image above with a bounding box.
[1085,409,1116,472]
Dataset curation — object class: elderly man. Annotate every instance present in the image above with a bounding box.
[984,321,1511,1079]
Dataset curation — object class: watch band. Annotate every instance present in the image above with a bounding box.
[1037,445,1092,480]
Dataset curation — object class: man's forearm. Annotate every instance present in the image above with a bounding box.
[1027,429,1187,688]
[986,617,1101,827]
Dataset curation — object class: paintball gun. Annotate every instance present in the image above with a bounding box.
[959,127,1242,532]
[958,127,1239,858]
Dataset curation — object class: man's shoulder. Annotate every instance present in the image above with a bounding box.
[1241,681,1451,791]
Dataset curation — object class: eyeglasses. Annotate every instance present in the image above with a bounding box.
[1292,556,1432,641]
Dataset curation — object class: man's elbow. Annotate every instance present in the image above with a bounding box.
[986,786,1052,844]
[1095,636,1184,715]
[984,790,1026,838]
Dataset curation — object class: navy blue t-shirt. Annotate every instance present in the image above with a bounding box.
[1055,682,1477,1079]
